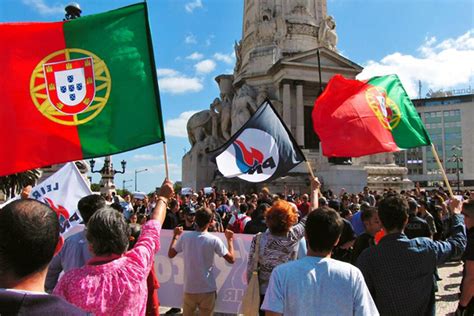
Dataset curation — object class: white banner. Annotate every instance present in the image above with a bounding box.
[155,230,254,314]
[30,163,92,236]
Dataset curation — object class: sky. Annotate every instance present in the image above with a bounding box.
[1,0,473,193]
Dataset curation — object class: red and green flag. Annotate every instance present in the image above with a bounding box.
[0,3,164,176]
[312,74,431,158]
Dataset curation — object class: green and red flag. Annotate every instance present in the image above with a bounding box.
[0,3,164,176]
[312,74,431,157]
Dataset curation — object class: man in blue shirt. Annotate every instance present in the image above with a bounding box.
[357,194,466,316]
[262,207,378,315]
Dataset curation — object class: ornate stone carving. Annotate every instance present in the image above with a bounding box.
[234,40,242,73]
[318,15,338,50]
[231,84,257,135]
[287,23,318,36]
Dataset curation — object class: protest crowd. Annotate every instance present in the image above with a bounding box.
[0,176,473,316]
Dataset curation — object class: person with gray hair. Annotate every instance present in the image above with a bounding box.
[46,194,106,291]
[54,179,174,316]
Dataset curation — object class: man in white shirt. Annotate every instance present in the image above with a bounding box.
[168,207,235,316]
[262,207,378,316]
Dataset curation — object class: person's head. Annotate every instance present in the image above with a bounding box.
[363,186,369,194]
[0,199,62,281]
[265,200,298,235]
[124,194,131,202]
[183,206,196,223]
[462,200,474,229]
[407,198,419,215]
[239,203,248,215]
[195,208,214,229]
[305,207,343,253]
[128,223,141,249]
[129,213,138,224]
[209,202,216,211]
[87,207,130,256]
[252,203,269,221]
[170,199,179,212]
[328,199,340,212]
[361,206,382,236]
[261,187,270,198]
[78,194,106,225]
[137,214,147,225]
[301,194,309,203]
[377,194,409,232]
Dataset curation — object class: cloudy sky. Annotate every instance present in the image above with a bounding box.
[1,0,473,193]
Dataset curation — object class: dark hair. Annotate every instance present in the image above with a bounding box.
[305,207,343,252]
[129,223,142,249]
[361,206,378,222]
[377,194,408,231]
[87,207,130,256]
[170,199,179,209]
[78,194,106,225]
[252,203,269,221]
[463,200,474,217]
[0,199,59,278]
[195,208,213,228]
[239,203,249,214]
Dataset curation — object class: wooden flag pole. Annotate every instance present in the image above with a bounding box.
[163,141,170,180]
[430,143,454,197]
[306,160,315,179]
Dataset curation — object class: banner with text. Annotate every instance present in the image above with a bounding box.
[155,230,254,314]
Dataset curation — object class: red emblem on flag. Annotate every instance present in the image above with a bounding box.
[43,57,95,115]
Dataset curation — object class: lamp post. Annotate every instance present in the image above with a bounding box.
[135,168,148,191]
[451,146,463,193]
[122,179,133,191]
[89,156,126,195]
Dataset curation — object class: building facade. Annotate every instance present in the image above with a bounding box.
[395,93,474,190]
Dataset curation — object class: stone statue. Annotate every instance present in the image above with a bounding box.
[256,7,277,45]
[257,87,283,116]
[209,98,222,140]
[186,110,212,147]
[231,84,257,135]
[234,40,242,73]
[219,93,233,140]
[318,15,338,50]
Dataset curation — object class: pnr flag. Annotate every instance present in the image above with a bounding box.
[210,100,305,183]
[30,163,91,236]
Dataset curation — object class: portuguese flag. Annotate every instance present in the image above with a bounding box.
[312,74,431,157]
[0,3,164,176]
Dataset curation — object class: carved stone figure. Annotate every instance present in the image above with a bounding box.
[256,7,277,45]
[257,87,283,116]
[219,93,233,140]
[209,98,221,140]
[234,40,242,73]
[231,84,257,135]
[318,15,338,50]
[186,110,212,147]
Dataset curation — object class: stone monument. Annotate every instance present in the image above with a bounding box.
[182,0,411,193]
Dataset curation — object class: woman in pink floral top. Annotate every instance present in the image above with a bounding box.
[54,179,173,316]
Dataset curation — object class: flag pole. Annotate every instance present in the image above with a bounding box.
[305,160,315,179]
[163,142,169,180]
[430,143,454,197]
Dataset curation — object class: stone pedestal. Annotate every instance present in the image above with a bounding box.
[364,164,413,192]
[182,149,217,191]
[318,165,368,194]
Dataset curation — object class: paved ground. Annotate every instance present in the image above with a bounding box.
[159,260,464,315]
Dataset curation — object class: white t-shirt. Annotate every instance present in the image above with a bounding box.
[174,231,228,294]
[262,256,379,315]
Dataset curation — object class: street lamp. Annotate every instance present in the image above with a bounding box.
[451,146,463,193]
[122,179,133,191]
[89,157,126,175]
[135,168,148,191]
[64,2,82,21]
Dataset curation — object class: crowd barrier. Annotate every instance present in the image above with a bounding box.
[155,230,254,313]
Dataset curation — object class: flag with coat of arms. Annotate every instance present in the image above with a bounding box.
[210,100,305,183]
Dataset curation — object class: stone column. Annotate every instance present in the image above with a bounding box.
[283,82,291,130]
[296,82,304,146]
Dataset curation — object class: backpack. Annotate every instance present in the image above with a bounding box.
[229,214,248,233]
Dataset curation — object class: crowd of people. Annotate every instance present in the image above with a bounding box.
[0,177,473,315]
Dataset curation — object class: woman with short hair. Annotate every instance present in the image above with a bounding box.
[246,178,320,315]
[54,179,173,316]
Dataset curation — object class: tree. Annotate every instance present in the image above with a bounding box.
[0,169,41,198]
[90,183,101,192]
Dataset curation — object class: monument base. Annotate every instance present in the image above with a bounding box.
[318,165,368,194]
[182,148,216,191]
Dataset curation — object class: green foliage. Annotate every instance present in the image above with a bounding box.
[116,188,131,197]
[90,183,101,192]
[0,169,40,198]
